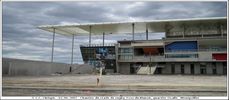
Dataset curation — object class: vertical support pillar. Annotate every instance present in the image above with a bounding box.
[102,32,105,60]
[146,24,148,40]
[197,39,200,53]
[149,53,152,75]
[132,23,135,40]
[198,23,203,38]
[89,26,92,46]
[71,34,75,65]
[51,28,56,62]
[163,40,166,58]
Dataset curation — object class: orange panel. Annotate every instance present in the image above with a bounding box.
[143,48,159,55]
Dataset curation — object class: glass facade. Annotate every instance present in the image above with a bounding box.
[119,48,133,60]
[80,46,116,72]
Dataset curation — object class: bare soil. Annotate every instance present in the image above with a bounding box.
[2,75,227,96]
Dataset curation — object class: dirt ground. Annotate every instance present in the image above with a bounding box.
[2,75,227,96]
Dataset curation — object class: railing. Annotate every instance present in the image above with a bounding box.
[168,31,183,36]
[165,49,197,53]
[80,43,115,47]
[198,49,227,52]
[133,55,165,62]
[165,49,226,53]
[167,30,226,36]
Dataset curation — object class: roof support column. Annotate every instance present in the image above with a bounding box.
[71,34,75,65]
[51,28,56,62]
[183,24,186,38]
[103,32,105,47]
[132,23,135,40]
[200,24,204,38]
[219,23,223,37]
[146,24,148,40]
[89,26,92,46]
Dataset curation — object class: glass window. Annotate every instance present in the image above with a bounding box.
[120,48,133,53]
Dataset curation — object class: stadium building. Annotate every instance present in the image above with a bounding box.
[39,17,227,75]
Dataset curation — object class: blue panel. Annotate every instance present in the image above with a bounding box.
[165,41,197,52]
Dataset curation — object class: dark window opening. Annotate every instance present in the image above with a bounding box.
[181,64,185,74]
[200,64,207,74]
[223,62,227,75]
[130,63,135,74]
[190,64,194,74]
[171,64,175,74]
[212,62,217,75]
[155,68,162,74]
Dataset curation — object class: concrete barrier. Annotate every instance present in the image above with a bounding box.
[2,58,93,76]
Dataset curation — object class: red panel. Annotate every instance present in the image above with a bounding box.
[212,53,227,60]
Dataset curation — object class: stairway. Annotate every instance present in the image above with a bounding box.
[137,65,157,75]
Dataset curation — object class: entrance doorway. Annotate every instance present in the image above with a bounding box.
[200,64,207,74]
[190,64,194,74]
[212,62,217,75]
[130,63,135,74]
[171,64,175,74]
[223,62,227,75]
[155,68,162,74]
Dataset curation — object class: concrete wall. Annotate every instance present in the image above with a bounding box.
[216,62,223,75]
[2,58,93,76]
[194,63,201,74]
[119,63,130,74]
[162,63,172,74]
[115,44,120,73]
[184,63,191,74]
[175,63,181,74]
[161,62,225,75]
[115,61,226,75]
[198,52,213,61]
[2,58,10,75]
[206,63,212,75]
[71,64,93,74]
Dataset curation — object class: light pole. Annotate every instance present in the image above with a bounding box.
[51,28,56,62]
[149,53,152,75]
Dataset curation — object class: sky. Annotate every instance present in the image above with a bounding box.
[2,1,227,64]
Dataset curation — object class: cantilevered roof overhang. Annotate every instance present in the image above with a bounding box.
[37,17,227,63]
[37,17,227,36]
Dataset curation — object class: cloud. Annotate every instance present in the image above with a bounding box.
[2,1,227,64]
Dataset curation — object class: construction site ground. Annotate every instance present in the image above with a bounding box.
[2,74,227,96]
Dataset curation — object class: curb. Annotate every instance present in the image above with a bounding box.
[3,86,227,93]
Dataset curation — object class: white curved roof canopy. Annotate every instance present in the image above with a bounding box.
[37,17,227,36]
